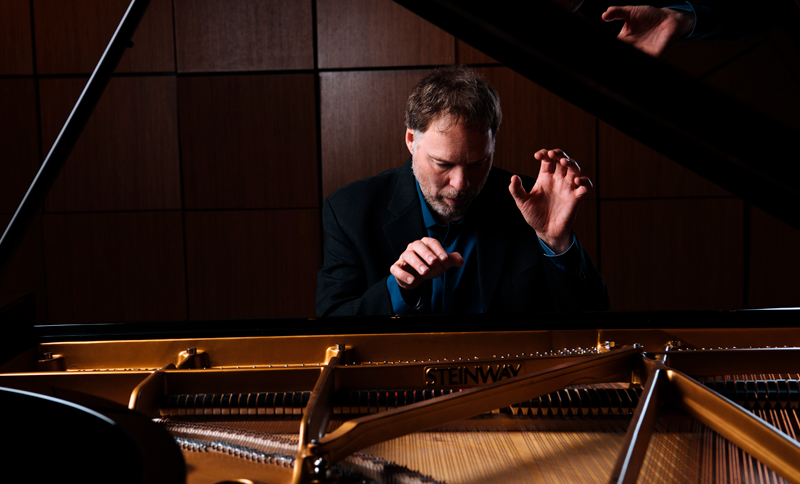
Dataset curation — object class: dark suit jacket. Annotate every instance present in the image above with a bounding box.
[316,159,609,317]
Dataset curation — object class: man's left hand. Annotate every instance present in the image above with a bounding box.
[509,149,592,254]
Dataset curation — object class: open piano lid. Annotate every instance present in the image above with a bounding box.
[392,0,800,230]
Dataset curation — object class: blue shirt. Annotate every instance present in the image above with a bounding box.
[387,179,578,314]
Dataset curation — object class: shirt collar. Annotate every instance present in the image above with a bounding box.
[415,178,467,228]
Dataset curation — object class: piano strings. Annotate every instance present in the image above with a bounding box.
[155,373,800,483]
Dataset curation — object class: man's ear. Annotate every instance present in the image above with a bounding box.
[405,128,415,155]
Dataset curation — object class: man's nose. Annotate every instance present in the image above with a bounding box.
[450,167,469,192]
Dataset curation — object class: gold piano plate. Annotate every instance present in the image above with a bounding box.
[3,317,800,484]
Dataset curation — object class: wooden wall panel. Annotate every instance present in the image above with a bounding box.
[480,67,596,194]
[317,0,454,68]
[0,79,39,214]
[704,41,800,132]
[33,0,174,74]
[321,70,425,199]
[174,0,313,73]
[179,75,318,209]
[457,40,496,65]
[40,76,181,212]
[598,122,729,199]
[0,0,33,75]
[43,211,187,323]
[0,215,48,323]
[748,207,800,309]
[600,198,743,311]
[185,210,320,320]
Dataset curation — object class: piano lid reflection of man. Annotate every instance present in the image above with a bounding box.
[316,66,609,317]
[568,0,778,58]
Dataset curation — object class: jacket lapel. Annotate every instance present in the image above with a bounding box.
[475,169,514,312]
[383,159,426,258]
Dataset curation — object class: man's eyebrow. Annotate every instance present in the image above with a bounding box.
[429,155,489,164]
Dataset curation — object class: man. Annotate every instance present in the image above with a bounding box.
[316,66,608,317]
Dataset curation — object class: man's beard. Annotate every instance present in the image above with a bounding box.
[412,161,489,222]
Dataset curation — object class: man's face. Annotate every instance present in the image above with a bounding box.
[407,116,494,224]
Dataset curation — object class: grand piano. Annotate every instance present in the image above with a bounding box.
[2,1,800,483]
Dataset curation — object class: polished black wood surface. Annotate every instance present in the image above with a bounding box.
[393,0,800,231]
[32,308,800,342]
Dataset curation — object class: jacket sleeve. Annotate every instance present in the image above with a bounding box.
[315,198,394,317]
[686,0,776,41]
[540,239,610,312]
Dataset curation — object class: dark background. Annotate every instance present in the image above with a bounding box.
[1,0,799,324]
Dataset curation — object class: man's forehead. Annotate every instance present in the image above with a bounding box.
[426,114,491,137]
[423,125,494,159]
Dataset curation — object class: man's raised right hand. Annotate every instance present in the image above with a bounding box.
[390,237,464,293]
